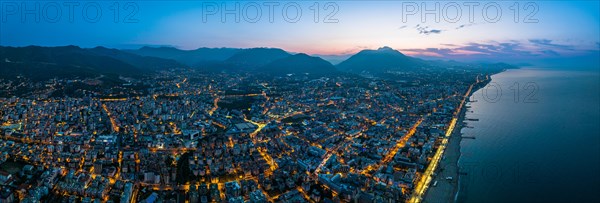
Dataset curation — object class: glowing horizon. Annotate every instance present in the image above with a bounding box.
[1,0,598,63]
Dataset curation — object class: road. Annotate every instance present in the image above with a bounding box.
[408,82,475,203]
[102,104,120,132]
[243,116,278,172]
[361,118,424,177]
[313,130,363,177]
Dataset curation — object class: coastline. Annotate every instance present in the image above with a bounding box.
[421,75,496,203]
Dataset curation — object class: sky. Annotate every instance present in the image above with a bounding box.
[1,0,599,66]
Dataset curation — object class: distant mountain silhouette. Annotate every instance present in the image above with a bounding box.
[312,54,352,65]
[1,45,517,81]
[0,45,184,81]
[260,53,337,74]
[336,46,427,73]
[88,46,182,71]
[125,46,240,67]
[225,48,291,68]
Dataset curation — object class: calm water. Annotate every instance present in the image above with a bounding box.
[457,68,600,203]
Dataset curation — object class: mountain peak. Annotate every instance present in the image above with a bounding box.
[337,46,423,73]
[92,46,112,51]
[374,46,405,56]
[377,46,395,51]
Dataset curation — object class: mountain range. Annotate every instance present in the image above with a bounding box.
[262,53,337,74]
[125,46,240,67]
[225,48,291,68]
[0,45,183,81]
[337,46,427,73]
[1,45,515,81]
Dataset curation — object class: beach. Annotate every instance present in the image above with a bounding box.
[421,112,465,203]
[422,78,492,203]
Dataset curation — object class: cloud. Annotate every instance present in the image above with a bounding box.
[339,46,370,55]
[541,49,561,56]
[402,22,478,35]
[425,29,442,34]
[401,40,598,64]
[440,43,458,47]
[528,39,574,50]
[415,24,443,35]
[458,42,538,57]
[455,23,478,30]
[402,48,456,57]
[404,23,478,36]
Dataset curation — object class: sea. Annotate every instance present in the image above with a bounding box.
[456,67,600,202]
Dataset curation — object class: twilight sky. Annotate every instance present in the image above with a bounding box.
[1,0,599,66]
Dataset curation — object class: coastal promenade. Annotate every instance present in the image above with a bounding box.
[420,115,464,203]
[409,80,478,203]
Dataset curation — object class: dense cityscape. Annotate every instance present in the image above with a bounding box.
[2,1,599,202]
[0,53,503,203]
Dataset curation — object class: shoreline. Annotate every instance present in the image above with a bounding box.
[421,76,495,203]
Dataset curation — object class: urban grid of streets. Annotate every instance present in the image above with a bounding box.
[0,69,493,202]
